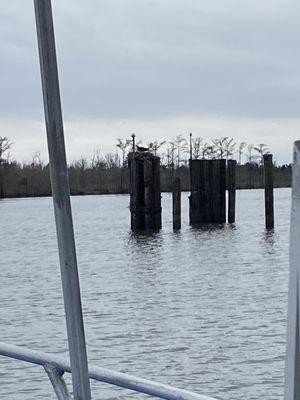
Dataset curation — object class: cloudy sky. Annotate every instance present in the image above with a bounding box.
[1,0,300,164]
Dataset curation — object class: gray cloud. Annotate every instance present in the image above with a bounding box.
[1,0,300,162]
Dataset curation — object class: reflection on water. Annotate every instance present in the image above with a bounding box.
[0,189,291,400]
[129,231,163,245]
[190,222,226,231]
[261,229,278,253]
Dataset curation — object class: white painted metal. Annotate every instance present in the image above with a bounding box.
[0,342,218,400]
[33,1,92,399]
[44,363,70,400]
[285,140,300,400]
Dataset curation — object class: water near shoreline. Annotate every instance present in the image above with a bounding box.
[0,189,290,399]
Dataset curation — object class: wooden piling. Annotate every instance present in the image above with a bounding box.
[152,156,162,230]
[129,156,145,230]
[263,154,274,229]
[227,160,236,223]
[129,152,161,231]
[172,178,181,230]
[189,159,226,224]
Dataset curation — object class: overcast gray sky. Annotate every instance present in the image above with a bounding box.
[1,0,300,164]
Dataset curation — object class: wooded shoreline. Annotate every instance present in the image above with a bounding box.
[0,162,291,198]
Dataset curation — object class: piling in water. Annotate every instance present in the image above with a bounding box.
[129,152,161,231]
[227,159,237,223]
[172,178,181,230]
[263,154,274,229]
[189,159,226,224]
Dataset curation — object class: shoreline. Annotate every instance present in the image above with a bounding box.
[0,185,291,200]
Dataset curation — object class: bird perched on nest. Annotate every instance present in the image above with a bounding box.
[136,145,149,152]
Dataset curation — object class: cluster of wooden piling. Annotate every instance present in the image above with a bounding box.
[189,159,226,224]
[129,152,274,231]
[129,152,162,231]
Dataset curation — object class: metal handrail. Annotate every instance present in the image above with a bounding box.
[0,342,218,400]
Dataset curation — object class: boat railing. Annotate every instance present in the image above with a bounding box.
[0,341,218,400]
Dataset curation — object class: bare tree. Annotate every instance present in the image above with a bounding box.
[5,150,12,164]
[91,149,100,169]
[211,137,235,160]
[190,137,217,160]
[247,144,254,163]
[191,137,203,159]
[254,143,270,164]
[91,149,106,169]
[200,142,214,159]
[116,138,131,167]
[238,142,247,164]
[166,141,176,170]
[105,152,120,169]
[148,140,166,156]
[224,138,236,161]
[247,144,255,163]
[0,136,12,163]
[31,151,43,168]
[173,135,188,167]
[205,143,217,159]
[74,156,88,170]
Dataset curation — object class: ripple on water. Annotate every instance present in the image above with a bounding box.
[0,189,290,399]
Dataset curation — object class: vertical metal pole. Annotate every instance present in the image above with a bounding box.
[189,132,193,160]
[285,141,300,400]
[132,133,136,153]
[33,1,92,399]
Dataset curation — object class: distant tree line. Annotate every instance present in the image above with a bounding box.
[0,135,292,198]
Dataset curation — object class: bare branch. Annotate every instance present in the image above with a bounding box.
[0,136,12,162]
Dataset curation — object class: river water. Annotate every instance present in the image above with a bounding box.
[0,189,290,399]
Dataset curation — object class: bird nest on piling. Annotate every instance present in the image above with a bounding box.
[129,151,159,162]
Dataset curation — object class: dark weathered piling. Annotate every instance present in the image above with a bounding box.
[0,166,3,198]
[227,159,237,223]
[152,156,162,230]
[263,154,274,229]
[129,156,145,230]
[172,178,181,230]
[129,152,161,231]
[189,159,226,224]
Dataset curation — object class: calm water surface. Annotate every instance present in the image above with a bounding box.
[0,189,290,399]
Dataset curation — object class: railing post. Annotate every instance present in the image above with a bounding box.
[44,363,70,400]
[285,141,300,400]
[33,1,92,399]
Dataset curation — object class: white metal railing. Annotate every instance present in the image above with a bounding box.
[0,342,218,400]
